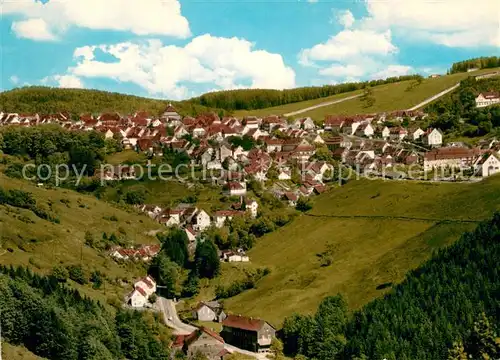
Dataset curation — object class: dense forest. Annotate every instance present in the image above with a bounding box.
[0,86,213,116]
[426,76,500,137]
[281,213,500,360]
[449,56,500,74]
[0,265,172,360]
[190,75,421,111]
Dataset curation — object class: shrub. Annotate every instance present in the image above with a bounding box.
[51,265,68,282]
[67,265,87,284]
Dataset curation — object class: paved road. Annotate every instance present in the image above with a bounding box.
[283,94,362,117]
[158,297,196,335]
[157,297,266,359]
[406,83,460,111]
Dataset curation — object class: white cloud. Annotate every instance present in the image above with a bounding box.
[337,10,355,29]
[369,65,413,79]
[318,64,365,77]
[362,0,500,47]
[299,29,397,64]
[42,74,84,88]
[11,18,57,41]
[3,0,190,40]
[9,75,19,85]
[307,0,319,3]
[68,35,296,100]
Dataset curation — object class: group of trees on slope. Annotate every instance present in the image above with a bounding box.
[0,86,213,116]
[190,75,421,111]
[426,76,500,137]
[281,213,500,360]
[0,265,171,360]
[449,56,500,74]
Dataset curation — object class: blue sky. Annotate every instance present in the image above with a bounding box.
[1,0,499,100]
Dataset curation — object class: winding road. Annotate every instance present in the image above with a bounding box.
[157,297,265,359]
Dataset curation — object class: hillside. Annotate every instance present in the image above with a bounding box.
[221,176,500,325]
[2,344,46,360]
[235,67,500,120]
[0,86,215,116]
[0,173,164,302]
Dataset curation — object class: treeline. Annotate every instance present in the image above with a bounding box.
[0,265,171,360]
[281,213,500,360]
[190,75,421,111]
[449,56,500,74]
[426,77,500,137]
[0,86,213,116]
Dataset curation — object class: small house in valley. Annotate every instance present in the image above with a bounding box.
[221,314,276,353]
[193,301,227,322]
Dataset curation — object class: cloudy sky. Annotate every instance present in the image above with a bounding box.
[1,0,499,100]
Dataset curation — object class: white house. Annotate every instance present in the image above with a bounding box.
[355,123,374,138]
[134,275,157,297]
[474,153,500,178]
[185,227,197,243]
[126,288,148,307]
[214,210,239,228]
[225,182,247,196]
[380,126,390,140]
[411,128,425,141]
[245,199,259,218]
[475,92,500,108]
[193,301,226,322]
[221,250,250,262]
[278,168,292,180]
[192,210,211,231]
[126,275,157,308]
[423,128,443,147]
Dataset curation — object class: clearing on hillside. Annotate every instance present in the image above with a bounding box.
[222,176,500,326]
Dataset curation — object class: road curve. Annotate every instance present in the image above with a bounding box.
[157,297,265,359]
[283,94,362,117]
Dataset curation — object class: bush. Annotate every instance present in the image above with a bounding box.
[67,265,87,285]
[124,188,147,205]
[51,265,68,282]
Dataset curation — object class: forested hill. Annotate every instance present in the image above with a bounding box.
[449,56,500,74]
[282,213,500,360]
[0,86,214,116]
[190,75,421,111]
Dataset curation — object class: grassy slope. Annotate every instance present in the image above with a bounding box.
[233,68,500,120]
[223,176,500,326]
[2,343,46,360]
[0,174,164,302]
[232,90,364,118]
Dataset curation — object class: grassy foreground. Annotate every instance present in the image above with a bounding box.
[223,176,500,326]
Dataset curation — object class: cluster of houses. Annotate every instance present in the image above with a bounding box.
[125,275,157,308]
[2,100,500,186]
[109,244,161,262]
[174,300,276,359]
[134,199,256,260]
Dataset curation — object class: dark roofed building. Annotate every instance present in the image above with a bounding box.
[221,314,275,353]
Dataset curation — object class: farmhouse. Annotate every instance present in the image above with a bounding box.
[423,147,479,170]
[422,128,443,147]
[221,315,276,353]
[474,153,500,178]
[475,92,500,108]
[193,301,227,322]
[173,327,225,360]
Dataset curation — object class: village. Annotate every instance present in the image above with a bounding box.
[2,91,500,359]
